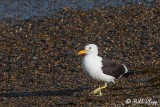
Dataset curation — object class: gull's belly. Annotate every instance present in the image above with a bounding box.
[82,58,103,81]
[82,56,115,83]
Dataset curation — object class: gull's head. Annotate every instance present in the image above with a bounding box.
[78,44,98,55]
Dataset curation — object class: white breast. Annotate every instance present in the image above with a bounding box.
[82,55,115,83]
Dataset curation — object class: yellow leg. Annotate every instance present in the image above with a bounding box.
[91,83,107,96]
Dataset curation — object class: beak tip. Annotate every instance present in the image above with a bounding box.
[78,50,86,55]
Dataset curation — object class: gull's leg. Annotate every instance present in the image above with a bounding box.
[99,86,102,96]
[91,83,107,96]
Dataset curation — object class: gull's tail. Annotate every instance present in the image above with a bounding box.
[122,70,135,77]
[121,64,135,77]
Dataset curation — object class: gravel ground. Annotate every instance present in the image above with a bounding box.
[0,4,160,106]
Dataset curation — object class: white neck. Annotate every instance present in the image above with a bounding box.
[87,52,98,56]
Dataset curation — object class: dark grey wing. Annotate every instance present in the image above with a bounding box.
[101,58,125,79]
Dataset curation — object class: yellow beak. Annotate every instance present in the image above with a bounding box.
[78,50,87,55]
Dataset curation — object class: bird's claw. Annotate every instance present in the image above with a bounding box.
[90,84,107,96]
[91,86,103,96]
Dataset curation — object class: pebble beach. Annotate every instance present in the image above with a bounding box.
[0,2,160,106]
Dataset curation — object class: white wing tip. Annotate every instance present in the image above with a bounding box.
[122,64,128,73]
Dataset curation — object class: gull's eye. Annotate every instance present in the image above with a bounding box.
[89,47,92,49]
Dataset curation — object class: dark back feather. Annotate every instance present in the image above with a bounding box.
[101,58,125,79]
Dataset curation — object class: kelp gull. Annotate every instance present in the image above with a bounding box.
[78,44,132,96]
